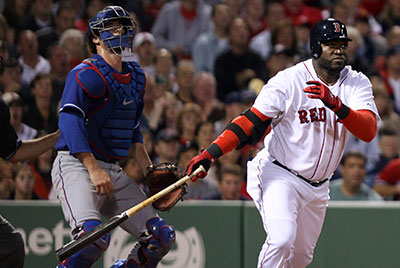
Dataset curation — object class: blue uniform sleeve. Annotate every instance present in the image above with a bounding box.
[57,64,106,153]
[58,112,92,154]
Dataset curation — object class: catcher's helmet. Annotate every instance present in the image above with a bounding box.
[310,18,352,59]
[88,6,136,55]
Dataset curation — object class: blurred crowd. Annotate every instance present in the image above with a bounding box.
[1,0,400,202]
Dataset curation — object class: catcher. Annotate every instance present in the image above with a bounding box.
[51,6,183,268]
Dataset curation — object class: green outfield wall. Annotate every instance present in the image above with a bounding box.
[1,200,399,268]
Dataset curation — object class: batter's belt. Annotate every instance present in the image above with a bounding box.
[272,160,328,187]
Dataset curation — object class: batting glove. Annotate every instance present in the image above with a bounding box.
[186,149,215,181]
[303,81,343,111]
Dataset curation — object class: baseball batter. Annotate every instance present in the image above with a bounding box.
[187,18,379,267]
[52,6,175,268]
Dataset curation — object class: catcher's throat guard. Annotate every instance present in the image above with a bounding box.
[145,162,186,211]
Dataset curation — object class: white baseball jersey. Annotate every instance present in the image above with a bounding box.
[253,59,379,181]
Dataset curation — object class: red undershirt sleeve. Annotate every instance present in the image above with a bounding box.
[340,109,377,142]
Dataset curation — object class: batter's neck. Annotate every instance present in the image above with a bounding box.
[312,60,340,85]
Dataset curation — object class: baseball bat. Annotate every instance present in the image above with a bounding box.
[55,165,206,262]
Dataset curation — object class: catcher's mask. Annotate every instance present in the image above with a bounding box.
[88,6,136,56]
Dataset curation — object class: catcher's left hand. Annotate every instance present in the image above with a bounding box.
[145,162,186,211]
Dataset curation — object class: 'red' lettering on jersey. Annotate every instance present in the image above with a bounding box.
[252,59,379,181]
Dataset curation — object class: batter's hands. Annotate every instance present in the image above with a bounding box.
[303,81,343,112]
[186,149,214,181]
[89,167,113,196]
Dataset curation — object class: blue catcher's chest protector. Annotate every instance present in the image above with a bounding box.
[82,56,145,160]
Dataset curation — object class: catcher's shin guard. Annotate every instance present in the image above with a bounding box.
[111,217,175,268]
[58,220,110,268]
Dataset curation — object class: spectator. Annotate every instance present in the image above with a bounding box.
[354,14,386,69]
[0,159,13,199]
[177,141,199,171]
[191,72,224,122]
[142,0,169,32]
[163,92,181,131]
[339,131,380,182]
[346,25,371,76]
[36,1,76,57]
[192,2,230,73]
[1,92,37,140]
[17,30,51,88]
[22,73,58,133]
[174,59,196,103]
[385,25,400,49]
[329,151,383,201]
[329,2,351,25]
[142,74,162,130]
[214,91,246,135]
[148,91,181,133]
[9,163,41,200]
[366,127,400,187]
[250,2,286,61]
[214,17,267,101]
[373,86,400,132]
[208,163,250,200]
[154,48,175,92]
[0,14,11,49]
[153,128,180,164]
[3,0,32,30]
[47,44,69,105]
[151,0,212,59]
[270,19,299,62]
[195,121,216,151]
[177,102,203,145]
[265,45,295,80]
[0,57,23,95]
[59,28,86,70]
[242,0,266,42]
[14,0,54,39]
[226,0,244,18]
[29,131,55,199]
[131,32,157,77]
[379,44,400,113]
[120,0,145,31]
[374,158,400,199]
[74,0,106,32]
[283,0,323,27]
[378,0,400,34]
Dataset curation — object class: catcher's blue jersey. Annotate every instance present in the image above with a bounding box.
[55,54,146,161]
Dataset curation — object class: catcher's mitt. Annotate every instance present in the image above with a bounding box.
[145,162,186,211]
